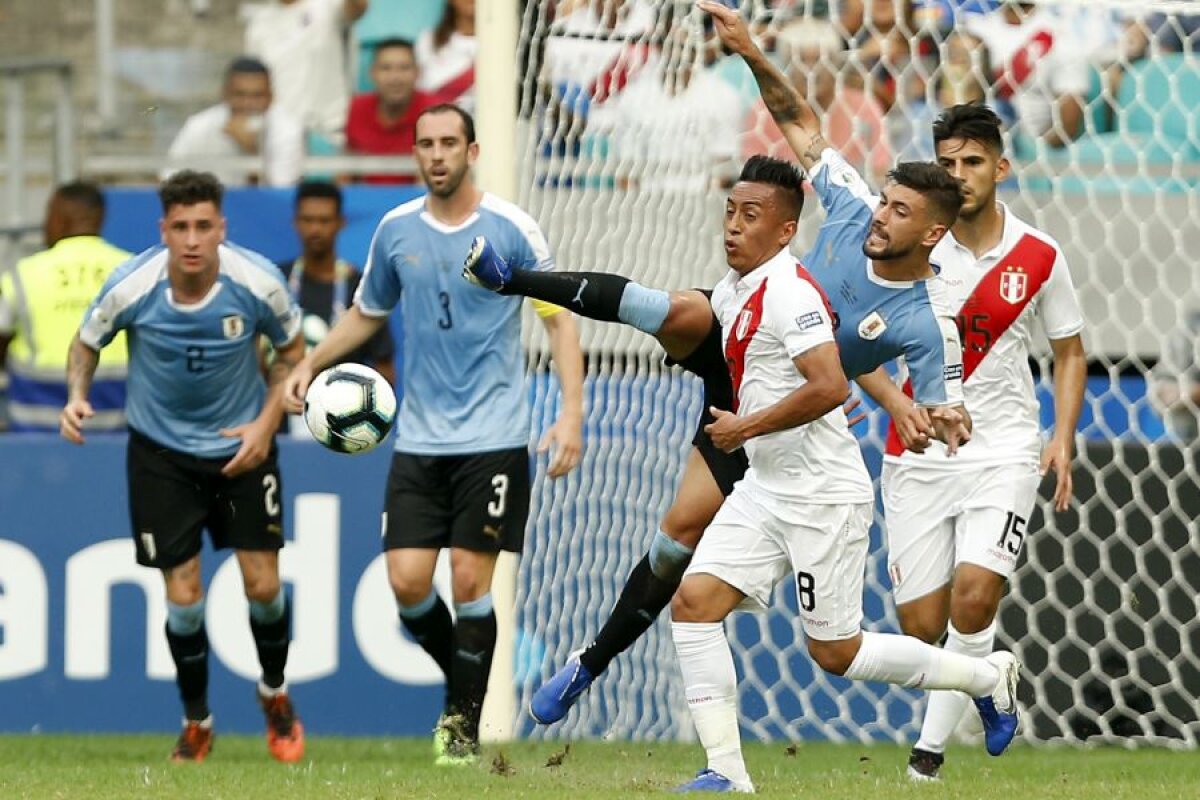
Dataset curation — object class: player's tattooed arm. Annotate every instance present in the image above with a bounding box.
[61,335,100,444]
[700,0,827,171]
[66,334,99,403]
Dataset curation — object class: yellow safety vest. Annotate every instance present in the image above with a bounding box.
[1,235,132,428]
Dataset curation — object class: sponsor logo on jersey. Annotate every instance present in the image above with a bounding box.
[857,310,887,340]
[999,266,1028,304]
[944,364,963,381]
[222,314,245,339]
[795,311,823,331]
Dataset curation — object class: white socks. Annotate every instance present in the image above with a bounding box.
[672,621,754,792]
[843,631,999,696]
[916,622,997,754]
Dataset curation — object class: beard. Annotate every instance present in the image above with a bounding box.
[861,236,916,261]
[426,164,469,198]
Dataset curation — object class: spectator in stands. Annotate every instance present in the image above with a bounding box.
[912,0,1001,32]
[1121,6,1200,62]
[0,183,130,432]
[1152,311,1200,442]
[279,182,394,440]
[894,30,990,160]
[346,39,426,185]
[415,0,477,113]
[165,58,304,188]
[966,1,1089,148]
[245,0,369,140]
[850,0,930,112]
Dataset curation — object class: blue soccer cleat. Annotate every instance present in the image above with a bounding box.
[529,656,594,724]
[462,235,512,292]
[672,768,753,793]
[974,651,1021,756]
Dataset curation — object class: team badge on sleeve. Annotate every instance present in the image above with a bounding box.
[222,314,246,339]
[999,266,1028,304]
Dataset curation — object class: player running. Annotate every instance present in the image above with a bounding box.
[61,171,307,763]
[465,2,972,729]
[859,103,1086,782]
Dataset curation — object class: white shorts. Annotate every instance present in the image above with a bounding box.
[881,462,1042,605]
[684,479,873,641]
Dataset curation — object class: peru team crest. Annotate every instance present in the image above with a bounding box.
[735,308,753,340]
[998,266,1028,304]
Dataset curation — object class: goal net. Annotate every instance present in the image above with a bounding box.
[512,0,1200,747]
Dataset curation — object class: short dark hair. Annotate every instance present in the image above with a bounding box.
[372,37,415,61]
[226,56,270,82]
[932,103,1004,154]
[295,180,343,215]
[416,103,476,144]
[886,161,964,226]
[55,181,105,216]
[737,155,805,220]
[159,170,224,214]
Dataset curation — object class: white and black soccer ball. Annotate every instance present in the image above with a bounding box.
[303,363,397,454]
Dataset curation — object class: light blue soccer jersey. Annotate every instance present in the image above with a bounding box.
[801,149,964,407]
[356,193,554,455]
[79,243,301,457]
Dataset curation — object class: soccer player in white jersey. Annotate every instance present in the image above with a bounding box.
[60,171,307,763]
[283,104,585,764]
[858,103,1086,782]
[667,154,1020,794]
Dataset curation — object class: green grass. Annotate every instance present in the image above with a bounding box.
[0,736,1195,799]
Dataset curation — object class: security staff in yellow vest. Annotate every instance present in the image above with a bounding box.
[0,182,132,431]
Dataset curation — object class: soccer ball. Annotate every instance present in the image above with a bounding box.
[303,363,397,454]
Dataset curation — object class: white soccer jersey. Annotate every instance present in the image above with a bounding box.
[885,204,1085,470]
[712,248,873,504]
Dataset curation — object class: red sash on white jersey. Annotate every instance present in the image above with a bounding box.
[994,28,1055,99]
[723,262,839,414]
[724,280,768,414]
[884,233,1056,456]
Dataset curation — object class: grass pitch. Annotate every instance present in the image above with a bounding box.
[0,735,1195,799]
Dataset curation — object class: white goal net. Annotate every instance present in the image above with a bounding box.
[512,0,1200,748]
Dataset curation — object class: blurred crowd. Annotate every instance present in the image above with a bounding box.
[154,0,1200,190]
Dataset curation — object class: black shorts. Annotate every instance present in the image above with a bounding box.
[382,447,531,553]
[127,429,284,569]
[666,303,748,498]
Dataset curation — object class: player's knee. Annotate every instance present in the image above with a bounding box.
[449,553,493,603]
[670,579,710,622]
[660,510,706,550]
[242,572,281,605]
[949,589,999,634]
[389,571,434,607]
[897,609,947,644]
[807,638,858,677]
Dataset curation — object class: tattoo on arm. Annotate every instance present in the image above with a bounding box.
[67,336,100,402]
[748,57,802,125]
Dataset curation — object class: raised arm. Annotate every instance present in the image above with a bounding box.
[699,1,828,172]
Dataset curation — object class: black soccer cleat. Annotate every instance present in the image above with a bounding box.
[906,747,944,782]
